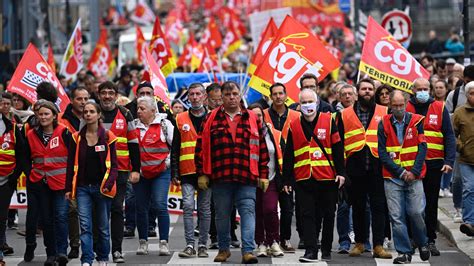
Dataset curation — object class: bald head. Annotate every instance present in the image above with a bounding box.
[412,78,431,94]
[299,88,318,104]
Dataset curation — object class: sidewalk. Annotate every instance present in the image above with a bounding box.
[437,197,474,259]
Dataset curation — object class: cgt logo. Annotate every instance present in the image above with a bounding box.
[268,33,324,87]
[150,37,169,68]
[374,36,424,76]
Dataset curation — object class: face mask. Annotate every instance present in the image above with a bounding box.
[416,90,430,103]
[392,108,405,119]
[190,104,203,110]
[301,102,317,116]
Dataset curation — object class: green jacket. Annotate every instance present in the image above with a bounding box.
[453,103,474,164]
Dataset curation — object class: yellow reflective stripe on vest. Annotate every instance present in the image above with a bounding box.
[0,161,14,165]
[345,140,365,151]
[181,141,197,148]
[427,143,444,150]
[294,159,334,168]
[366,129,378,135]
[294,146,332,157]
[0,150,15,156]
[366,142,378,148]
[116,137,127,143]
[179,154,195,161]
[400,146,418,154]
[344,128,365,139]
[400,160,415,167]
[425,131,443,137]
[386,146,401,152]
[116,150,129,156]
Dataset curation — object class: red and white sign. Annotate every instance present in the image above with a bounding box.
[381,10,412,43]
[145,49,171,107]
[8,43,70,111]
[59,19,83,81]
[149,17,176,76]
[359,16,429,94]
[87,29,116,77]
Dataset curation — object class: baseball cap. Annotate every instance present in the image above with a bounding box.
[446,58,456,65]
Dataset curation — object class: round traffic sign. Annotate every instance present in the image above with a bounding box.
[381,10,412,43]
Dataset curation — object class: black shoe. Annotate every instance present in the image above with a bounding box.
[148,229,157,238]
[231,240,241,248]
[460,223,474,236]
[419,246,431,261]
[1,243,14,255]
[299,249,318,262]
[44,256,56,266]
[123,228,135,238]
[428,242,440,256]
[393,254,412,264]
[56,254,68,266]
[298,240,305,249]
[209,241,219,250]
[321,251,331,261]
[68,246,79,259]
[24,243,36,262]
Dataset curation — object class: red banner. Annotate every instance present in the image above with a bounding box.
[136,25,147,64]
[359,17,429,94]
[87,29,116,78]
[149,18,177,76]
[8,43,70,111]
[248,15,340,103]
[248,18,278,75]
[200,17,223,49]
[219,22,242,58]
[59,19,83,81]
[47,43,56,73]
[198,44,219,73]
[292,7,345,29]
[145,49,171,107]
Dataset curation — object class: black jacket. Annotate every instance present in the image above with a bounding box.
[1,115,27,189]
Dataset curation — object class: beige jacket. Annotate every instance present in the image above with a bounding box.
[453,103,474,164]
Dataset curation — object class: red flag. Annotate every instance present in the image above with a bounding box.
[219,22,242,58]
[87,29,116,77]
[200,17,223,49]
[218,7,246,37]
[165,9,184,44]
[130,0,156,25]
[7,43,70,111]
[248,15,340,103]
[136,25,147,64]
[359,17,429,94]
[149,17,177,76]
[198,44,219,73]
[59,19,83,81]
[144,49,171,107]
[177,33,196,68]
[248,18,277,75]
[47,43,56,73]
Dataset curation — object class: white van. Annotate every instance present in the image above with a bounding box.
[117,26,153,72]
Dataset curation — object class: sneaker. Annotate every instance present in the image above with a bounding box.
[136,239,149,255]
[299,249,318,262]
[231,240,241,248]
[453,209,463,223]
[1,243,14,255]
[349,231,355,244]
[419,246,431,261]
[7,222,18,230]
[178,245,196,258]
[297,239,305,249]
[383,237,392,249]
[321,251,331,261]
[428,242,440,256]
[269,241,284,257]
[393,253,412,264]
[444,188,453,198]
[98,261,107,266]
[241,252,258,264]
[148,229,157,238]
[349,243,365,257]
[209,241,219,249]
[24,243,36,262]
[16,230,26,237]
[112,251,125,263]
[439,189,445,198]
[460,223,474,237]
[337,247,349,254]
[198,246,209,258]
[214,249,231,262]
[123,228,135,238]
[280,240,295,253]
[373,245,392,259]
[56,254,69,266]
[44,256,56,266]
[68,246,80,259]
[159,240,170,256]
[256,244,268,257]
[81,263,91,266]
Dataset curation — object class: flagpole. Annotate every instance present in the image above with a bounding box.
[242,44,253,97]
[202,60,213,83]
[170,69,180,95]
[217,52,225,82]
[204,47,216,83]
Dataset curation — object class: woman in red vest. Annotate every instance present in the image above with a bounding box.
[133,96,173,255]
[249,103,285,258]
[24,100,71,266]
[65,102,118,265]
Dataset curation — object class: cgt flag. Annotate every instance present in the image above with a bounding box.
[359,16,429,94]
[60,19,83,81]
[248,15,340,103]
[248,18,278,76]
[8,43,70,111]
[136,25,148,64]
[87,29,116,77]
[149,17,177,76]
[200,17,222,49]
[145,48,171,107]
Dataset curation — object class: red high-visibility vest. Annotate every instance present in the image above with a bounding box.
[406,101,445,160]
[341,104,387,158]
[268,125,283,171]
[27,125,68,190]
[0,127,16,177]
[381,114,427,179]
[176,112,198,176]
[109,109,130,171]
[138,123,169,179]
[264,108,300,142]
[290,113,335,181]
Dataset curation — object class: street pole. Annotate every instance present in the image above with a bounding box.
[65,0,72,37]
[89,0,100,46]
[354,0,360,52]
[463,0,470,66]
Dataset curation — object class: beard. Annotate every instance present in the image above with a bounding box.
[359,95,375,108]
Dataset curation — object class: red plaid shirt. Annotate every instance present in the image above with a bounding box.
[195,106,269,186]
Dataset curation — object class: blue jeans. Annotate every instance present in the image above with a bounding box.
[384,180,427,254]
[213,182,256,254]
[76,185,112,264]
[459,163,474,224]
[440,172,453,190]
[53,191,69,256]
[125,182,136,230]
[336,201,352,250]
[453,158,464,209]
[182,183,212,247]
[133,168,170,241]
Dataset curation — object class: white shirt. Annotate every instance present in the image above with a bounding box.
[0,114,5,136]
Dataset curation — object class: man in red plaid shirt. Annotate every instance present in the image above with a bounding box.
[195,81,270,264]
